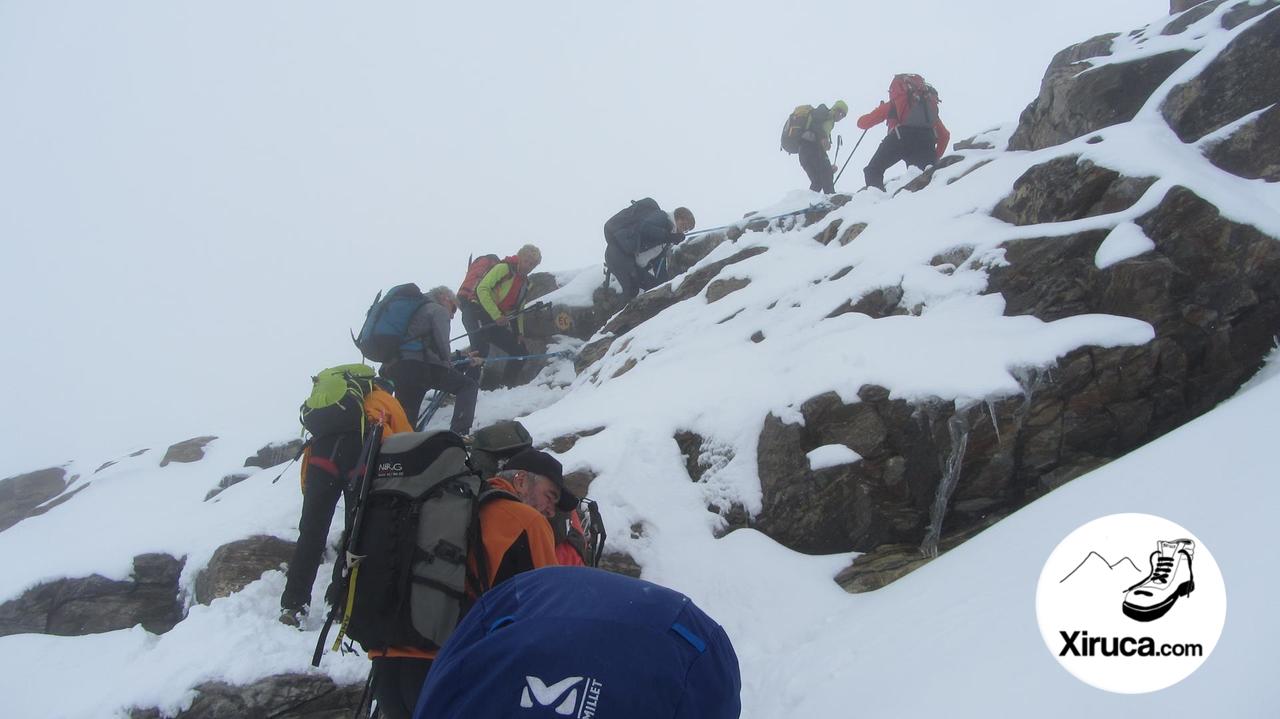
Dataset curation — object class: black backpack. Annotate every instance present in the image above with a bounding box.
[340,430,515,653]
[354,284,428,363]
[604,198,663,254]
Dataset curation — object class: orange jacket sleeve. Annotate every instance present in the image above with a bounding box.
[857,101,890,130]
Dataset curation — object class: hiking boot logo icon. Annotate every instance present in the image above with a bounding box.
[1122,538,1195,623]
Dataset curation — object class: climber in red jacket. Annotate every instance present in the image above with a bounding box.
[857,74,951,191]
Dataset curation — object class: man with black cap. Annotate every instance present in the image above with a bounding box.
[368,449,576,719]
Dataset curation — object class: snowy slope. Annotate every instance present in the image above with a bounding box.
[1,4,1277,717]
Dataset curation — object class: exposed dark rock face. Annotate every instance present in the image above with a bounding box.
[204,473,252,502]
[1163,9,1280,142]
[243,440,304,470]
[1163,0,1226,35]
[1204,104,1280,181]
[1008,43,1193,151]
[599,552,642,578]
[670,232,730,277]
[541,427,605,454]
[563,469,596,500]
[706,277,751,303]
[194,536,296,606]
[574,336,617,375]
[160,436,218,467]
[837,223,868,246]
[826,286,906,320]
[1222,0,1279,29]
[953,135,995,151]
[601,247,768,337]
[894,155,964,195]
[525,271,560,302]
[0,554,184,637]
[813,219,843,245]
[130,674,363,719]
[758,186,1280,561]
[1170,0,1207,13]
[991,156,1157,226]
[0,467,68,532]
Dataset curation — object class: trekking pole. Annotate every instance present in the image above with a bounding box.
[311,422,385,667]
[448,302,550,344]
[415,389,446,432]
[833,128,869,187]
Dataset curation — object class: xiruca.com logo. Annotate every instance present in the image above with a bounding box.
[1036,513,1227,693]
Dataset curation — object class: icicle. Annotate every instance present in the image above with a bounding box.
[920,404,972,558]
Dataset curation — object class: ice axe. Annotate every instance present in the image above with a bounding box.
[831,134,843,167]
[834,128,869,188]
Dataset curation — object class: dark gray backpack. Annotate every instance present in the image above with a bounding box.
[341,431,513,652]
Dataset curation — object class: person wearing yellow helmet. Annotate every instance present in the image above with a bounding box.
[797,100,847,194]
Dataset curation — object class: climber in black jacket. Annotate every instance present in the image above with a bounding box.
[603,198,695,300]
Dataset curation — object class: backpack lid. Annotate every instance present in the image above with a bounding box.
[417,567,742,719]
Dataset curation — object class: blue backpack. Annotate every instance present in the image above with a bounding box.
[414,567,741,719]
[354,283,427,362]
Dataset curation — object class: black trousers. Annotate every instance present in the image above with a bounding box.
[280,432,361,613]
[382,359,478,434]
[459,299,527,386]
[863,127,937,190]
[798,139,835,194]
[604,243,661,301]
[371,657,433,719]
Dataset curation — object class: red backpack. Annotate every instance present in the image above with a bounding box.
[888,73,940,131]
[457,254,503,301]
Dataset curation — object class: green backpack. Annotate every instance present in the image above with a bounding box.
[299,364,377,437]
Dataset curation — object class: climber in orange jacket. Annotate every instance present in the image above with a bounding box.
[367,449,575,719]
[857,74,951,191]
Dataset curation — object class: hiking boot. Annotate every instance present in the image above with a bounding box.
[279,605,307,628]
[1122,539,1195,623]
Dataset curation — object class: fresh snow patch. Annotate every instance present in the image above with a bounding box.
[1095,221,1155,268]
[806,444,861,470]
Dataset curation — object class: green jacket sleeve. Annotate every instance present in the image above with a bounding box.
[475,262,512,321]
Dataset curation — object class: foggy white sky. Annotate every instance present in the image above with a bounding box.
[0,1,1164,475]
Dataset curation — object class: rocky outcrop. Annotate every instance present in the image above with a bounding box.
[601,247,768,338]
[1162,8,1280,142]
[160,436,217,467]
[193,536,295,605]
[574,336,617,375]
[1164,0,1226,34]
[826,286,906,320]
[1008,37,1194,151]
[1204,105,1280,180]
[598,552,642,579]
[1222,0,1279,29]
[130,674,363,719]
[0,467,69,532]
[204,473,251,502]
[706,277,751,303]
[243,440,303,470]
[0,553,184,637]
[991,156,1156,225]
[757,185,1280,560]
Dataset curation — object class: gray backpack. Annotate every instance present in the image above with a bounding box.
[341,430,514,652]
